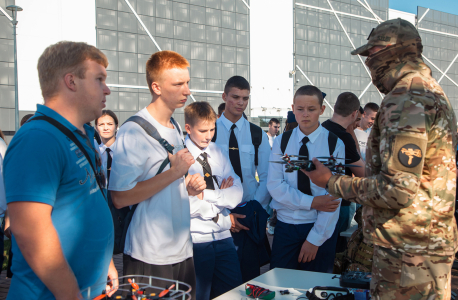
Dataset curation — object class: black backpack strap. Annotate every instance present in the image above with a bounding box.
[328,131,338,156]
[211,123,217,142]
[280,130,294,154]
[29,115,106,199]
[124,116,175,154]
[249,122,263,166]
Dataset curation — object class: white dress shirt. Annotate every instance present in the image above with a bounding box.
[97,142,115,186]
[268,134,276,148]
[267,125,345,246]
[354,128,368,161]
[185,137,243,243]
[109,108,192,265]
[215,114,272,209]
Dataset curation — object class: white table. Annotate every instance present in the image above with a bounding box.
[214,268,340,299]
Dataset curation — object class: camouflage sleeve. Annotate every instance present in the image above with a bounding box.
[328,94,431,209]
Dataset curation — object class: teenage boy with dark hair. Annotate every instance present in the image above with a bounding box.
[184,101,243,300]
[322,92,365,252]
[267,118,280,147]
[109,51,206,298]
[267,85,344,273]
[213,75,272,281]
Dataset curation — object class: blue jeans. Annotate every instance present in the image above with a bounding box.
[193,237,242,300]
[270,220,338,273]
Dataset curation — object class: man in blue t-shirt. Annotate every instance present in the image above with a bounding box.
[3,41,116,300]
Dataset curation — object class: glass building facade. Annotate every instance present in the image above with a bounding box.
[294,0,389,122]
[418,6,458,118]
[96,0,250,126]
[1,1,458,133]
[0,0,15,136]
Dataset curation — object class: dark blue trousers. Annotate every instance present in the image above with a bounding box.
[193,237,243,300]
[270,220,338,273]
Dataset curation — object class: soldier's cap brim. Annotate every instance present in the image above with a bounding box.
[351,43,373,56]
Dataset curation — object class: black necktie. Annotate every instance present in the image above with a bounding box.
[199,152,215,190]
[105,148,112,183]
[297,136,312,195]
[229,124,243,183]
[198,152,219,223]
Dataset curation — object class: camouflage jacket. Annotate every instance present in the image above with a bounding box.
[329,59,458,256]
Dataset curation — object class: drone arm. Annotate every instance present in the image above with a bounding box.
[267,145,314,211]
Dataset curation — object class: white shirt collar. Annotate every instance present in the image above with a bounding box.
[219,112,246,132]
[295,123,323,145]
[185,135,211,160]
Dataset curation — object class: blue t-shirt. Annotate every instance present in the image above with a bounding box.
[4,105,114,299]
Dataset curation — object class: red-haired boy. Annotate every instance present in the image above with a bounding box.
[109,51,205,297]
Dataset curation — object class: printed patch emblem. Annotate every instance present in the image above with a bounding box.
[398,144,422,168]
[205,173,211,177]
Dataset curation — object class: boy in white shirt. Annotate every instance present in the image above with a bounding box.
[184,101,243,300]
[109,51,206,298]
[267,85,344,273]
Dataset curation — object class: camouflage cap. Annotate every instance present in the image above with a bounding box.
[351,18,421,56]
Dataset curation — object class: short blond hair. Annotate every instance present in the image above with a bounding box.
[37,41,108,99]
[146,50,189,95]
[184,102,217,127]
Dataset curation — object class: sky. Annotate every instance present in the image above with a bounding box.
[390,0,458,16]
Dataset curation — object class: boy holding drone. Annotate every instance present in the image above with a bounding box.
[267,85,345,273]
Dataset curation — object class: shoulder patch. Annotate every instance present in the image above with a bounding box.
[398,144,422,168]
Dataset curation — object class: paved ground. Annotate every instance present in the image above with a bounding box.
[0,235,457,299]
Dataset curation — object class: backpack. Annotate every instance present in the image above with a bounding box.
[280,129,338,157]
[110,115,183,254]
[211,122,263,166]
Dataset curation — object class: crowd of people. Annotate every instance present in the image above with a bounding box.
[0,18,456,300]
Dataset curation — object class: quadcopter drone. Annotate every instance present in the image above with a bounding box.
[82,275,191,300]
[270,154,360,173]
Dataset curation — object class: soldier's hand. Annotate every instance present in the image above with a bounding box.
[169,148,194,177]
[298,240,319,263]
[302,158,332,188]
[230,213,249,233]
[220,176,234,190]
[311,195,340,212]
[186,173,206,196]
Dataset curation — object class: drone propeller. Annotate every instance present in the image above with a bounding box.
[273,153,309,159]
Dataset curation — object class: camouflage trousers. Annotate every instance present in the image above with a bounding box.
[371,245,453,300]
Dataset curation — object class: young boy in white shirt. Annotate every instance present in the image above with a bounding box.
[184,101,243,300]
[267,85,344,273]
[108,51,206,298]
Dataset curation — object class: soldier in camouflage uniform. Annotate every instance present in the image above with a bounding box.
[304,18,457,299]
